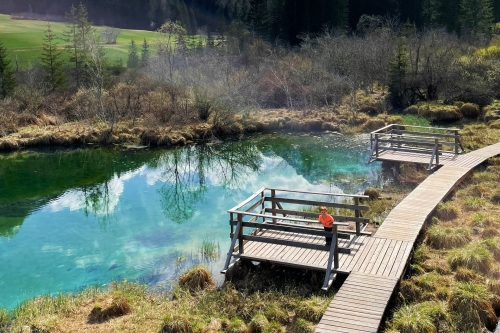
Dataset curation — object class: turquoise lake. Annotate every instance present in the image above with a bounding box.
[0,133,385,310]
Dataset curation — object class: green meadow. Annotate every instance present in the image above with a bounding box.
[0,14,159,68]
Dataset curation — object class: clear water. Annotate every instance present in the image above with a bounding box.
[0,133,384,310]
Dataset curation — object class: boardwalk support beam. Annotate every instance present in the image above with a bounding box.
[221,220,242,274]
[322,225,338,291]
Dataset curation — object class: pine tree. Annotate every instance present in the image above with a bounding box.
[41,22,66,91]
[422,0,442,27]
[389,37,409,108]
[127,40,140,69]
[459,0,494,34]
[140,38,150,68]
[62,3,94,87]
[0,41,16,99]
[333,0,350,30]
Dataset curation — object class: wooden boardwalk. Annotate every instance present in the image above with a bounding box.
[315,142,500,332]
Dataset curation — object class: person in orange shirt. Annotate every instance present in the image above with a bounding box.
[319,206,334,246]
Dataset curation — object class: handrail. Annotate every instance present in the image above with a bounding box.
[263,187,369,199]
[370,123,460,134]
[368,124,464,166]
[227,187,265,212]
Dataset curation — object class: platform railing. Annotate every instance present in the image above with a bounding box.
[222,187,371,290]
[368,124,465,169]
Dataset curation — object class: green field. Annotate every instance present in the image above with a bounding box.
[0,14,159,68]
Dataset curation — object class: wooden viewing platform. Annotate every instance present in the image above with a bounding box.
[221,125,500,332]
[221,188,375,290]
[367,124,465,169]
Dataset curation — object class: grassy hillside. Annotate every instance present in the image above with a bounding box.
[0,14,158,67]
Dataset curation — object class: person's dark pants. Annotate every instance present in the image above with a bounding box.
[324,227,332,245]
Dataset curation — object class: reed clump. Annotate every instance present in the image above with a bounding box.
[447,242,493,273]
[387,301,450,333]
[294,296,328,322]
[425,225,471,249]
[88,295,131,323]
[435,201,459,221]
[248,313,268,333]
[449,282,497,331]
[177,265,216,293]
[292,318,315,333]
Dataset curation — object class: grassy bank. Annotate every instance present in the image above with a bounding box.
[0,265,334,333]
[0,14,158,67]
[384,125,500,333]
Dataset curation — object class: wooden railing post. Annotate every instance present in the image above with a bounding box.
[454,130,459,154]
[230,212,234,235]
[261,190,265,223]
[238,213,244,254]
[271,189,277,224]
[435,138,440,165]
[375,134,379,158]
[354,197,361,236]
[429,138,439,169]
[333,224,339,268]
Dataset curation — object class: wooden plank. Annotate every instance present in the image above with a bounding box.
[342,280,396,293]
[234,253,341,272]
[386,241,410,277]
[346,237,379,272]
[357,238,386,273]
[380,240,404,277]
[335,289,393,302]
[320,315,380,328]
[316,321,376,332]
[339,236,366,268]
[329,298,390,310]
[370,239,395,275]
[394,241,414,277]
[323,307,381,320]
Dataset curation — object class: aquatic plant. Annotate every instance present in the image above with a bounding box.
[199,239,220,260]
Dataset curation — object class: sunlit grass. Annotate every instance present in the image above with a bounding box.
[448,242,493,273]
[0,265,333,333]
[388,301,450,333]
[0,13,190,68]
[449,282,496,331]
[425,225,471,249]
[399,114,431,127]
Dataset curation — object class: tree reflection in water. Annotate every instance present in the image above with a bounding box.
[155,141,261,224]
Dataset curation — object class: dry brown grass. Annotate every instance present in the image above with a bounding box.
[177,266,216,293]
